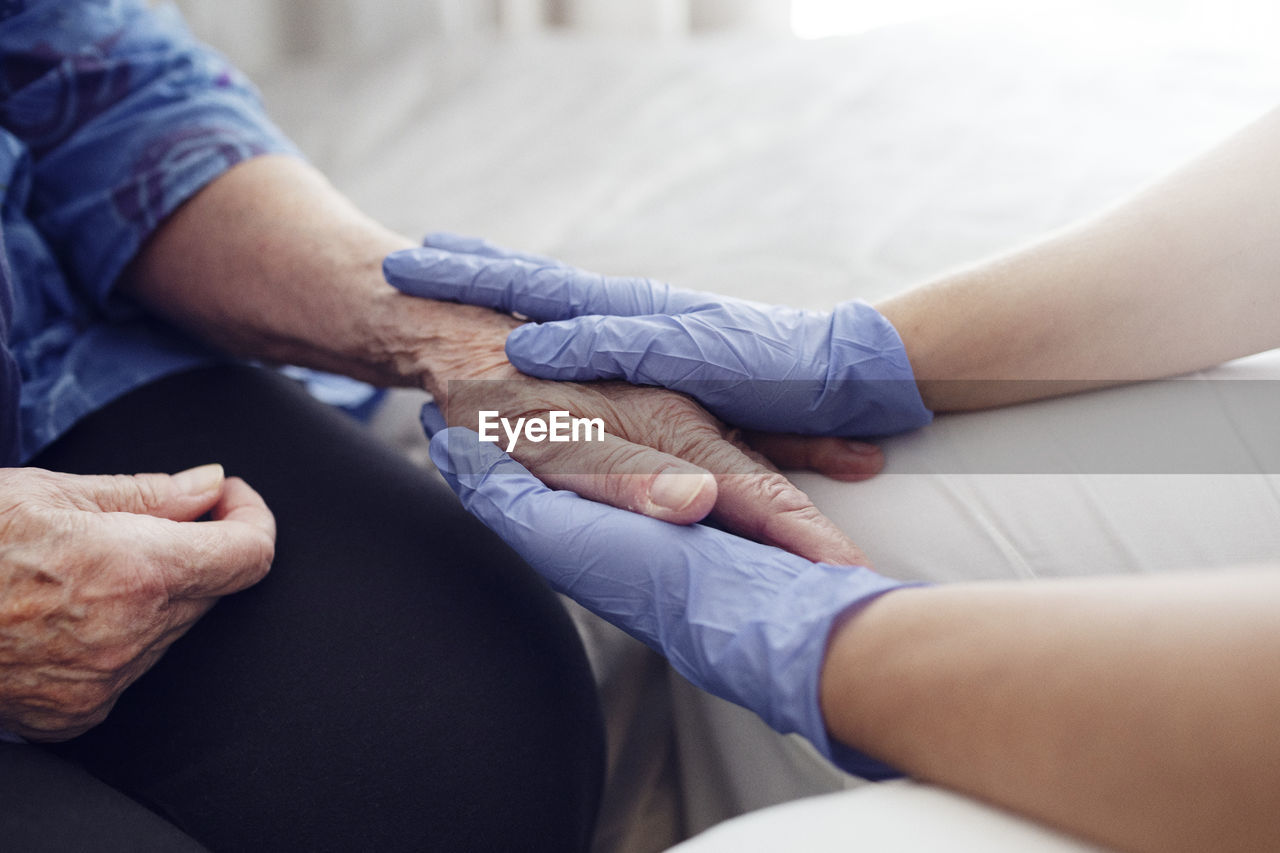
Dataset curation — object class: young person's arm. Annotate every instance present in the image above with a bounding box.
[822,570,1280,853]
[877,106,1280,410]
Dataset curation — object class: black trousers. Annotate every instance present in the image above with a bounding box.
[1,365,604,852]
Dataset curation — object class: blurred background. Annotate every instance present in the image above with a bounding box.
[175,0,1280,73]
[167,0,1280,299]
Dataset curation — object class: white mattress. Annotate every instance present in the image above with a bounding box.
[247,19,1280,853]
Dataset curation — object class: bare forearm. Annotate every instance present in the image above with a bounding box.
[123,154,506,395]
[877,107,1280,411]
[822,570,1280,853]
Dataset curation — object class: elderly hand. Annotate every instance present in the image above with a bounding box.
[385,235,884,565]
[430,426,909,779]
[0,465,275,741]
[389,233,931,438]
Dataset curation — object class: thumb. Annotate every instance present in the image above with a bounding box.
[427,427,684,602]
[429,427,604,567]
[429,428,547,529]
[72,464,227,521]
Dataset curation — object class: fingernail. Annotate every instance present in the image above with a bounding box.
[172,463,225,495]
[649,470,714,512]
[845,441,881,456]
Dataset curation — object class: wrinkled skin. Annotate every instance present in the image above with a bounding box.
[428,309,876,567]
[0,466,275,741]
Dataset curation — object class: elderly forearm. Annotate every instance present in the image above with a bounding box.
[122,154,501,395]
[877,106,1280,411]
[821,570,1280,853]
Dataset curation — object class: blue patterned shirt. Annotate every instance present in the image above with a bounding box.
[0,0,298,465]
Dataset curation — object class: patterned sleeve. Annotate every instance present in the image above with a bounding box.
[0,0,300,308]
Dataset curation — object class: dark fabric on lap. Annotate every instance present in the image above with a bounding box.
[25,365,604,852]
[0,744,209,852]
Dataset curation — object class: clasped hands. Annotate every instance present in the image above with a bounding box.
[385,233,932,777]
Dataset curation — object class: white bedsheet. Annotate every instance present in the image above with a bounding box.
[256,19,1279,308]
[246,19,1280,853]
[670,781,1109,853]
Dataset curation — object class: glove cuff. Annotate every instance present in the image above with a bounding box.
[828,300,933,436]
[742,563,920,780]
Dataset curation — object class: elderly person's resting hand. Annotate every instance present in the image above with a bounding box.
[0,466,273,741]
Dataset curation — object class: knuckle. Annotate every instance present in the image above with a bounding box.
[652,417,726,462]
[751,472,815,515]
[647,390,717,429]
[69,473,165,514]
[596,382,706,431]
[742,474,823,542]
[123,474,167,514]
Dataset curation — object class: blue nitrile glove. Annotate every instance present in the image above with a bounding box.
[429,424,912,780]
[384,235,932,437]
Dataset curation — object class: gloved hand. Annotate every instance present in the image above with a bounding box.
[429,424,913,780]
[386,235,884,564]
[384,234,932,437]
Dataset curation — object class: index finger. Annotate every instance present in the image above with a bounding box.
[146,476,276,600]
[383,248,716,320]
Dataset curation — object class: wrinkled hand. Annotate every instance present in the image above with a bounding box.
[386,235,879,564]
[388,232,930,441]
[430,427,908,779]
[0,465,275,741]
